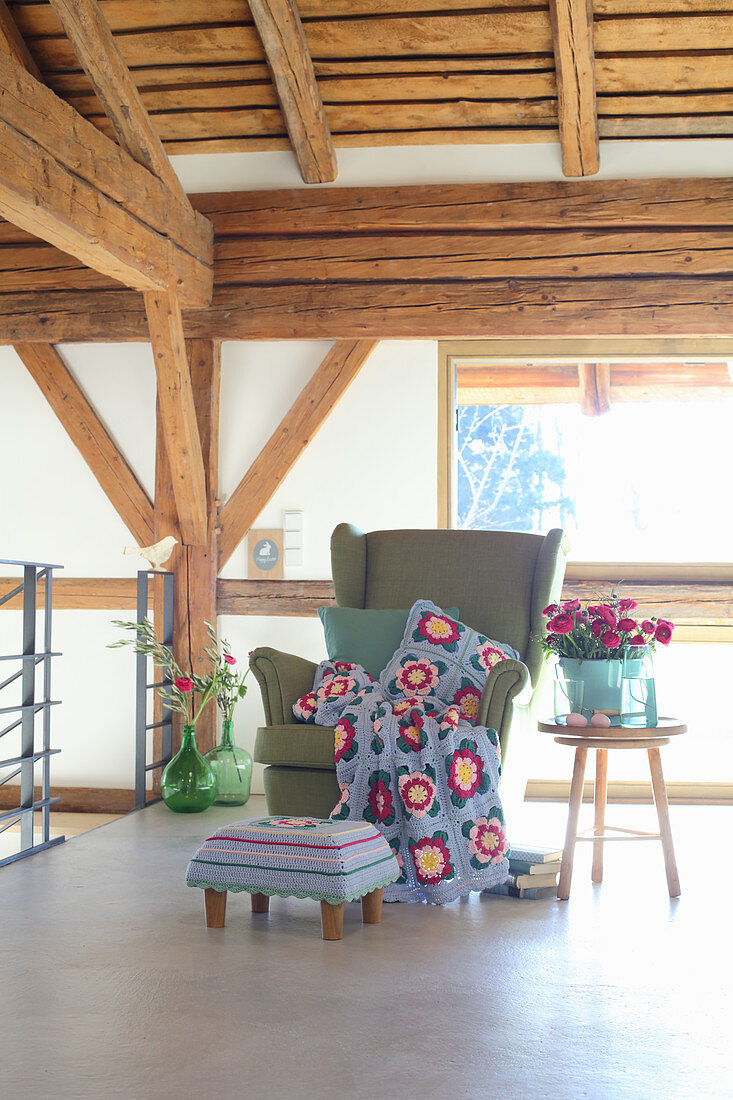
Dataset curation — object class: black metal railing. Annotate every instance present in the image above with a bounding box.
[0,558,64,868]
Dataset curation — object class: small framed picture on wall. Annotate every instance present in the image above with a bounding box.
[248,529,284,580]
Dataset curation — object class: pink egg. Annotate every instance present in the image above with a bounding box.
[591,713,611,729]
[566,712,588,728]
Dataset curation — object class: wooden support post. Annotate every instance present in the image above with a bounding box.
[579,363,611,416]
[592,748,608,883]
[153,340,221,758]
[361,887,383,924]
[648,747,681,899]
[558,745,588,900]
[146,290,208,546]
[251,892,270,914]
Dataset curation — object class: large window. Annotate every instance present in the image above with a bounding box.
[440,347,733,797]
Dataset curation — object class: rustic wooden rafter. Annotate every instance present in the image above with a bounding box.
[0,52,213,304]
[578,362,611,416]
[218,339,378,568]
[248,0,337,184]
[13,343,154,545]
[549,0,599,176]
[0,0,41,78]
[48,0,188,203]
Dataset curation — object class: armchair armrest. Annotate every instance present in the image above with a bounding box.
[249,647,318,727]
[477,658,530,758]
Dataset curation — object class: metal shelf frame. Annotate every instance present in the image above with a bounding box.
[0,558,64,868]
[135,570,174,810]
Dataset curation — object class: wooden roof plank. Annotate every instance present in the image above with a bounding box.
[0,0,41,77]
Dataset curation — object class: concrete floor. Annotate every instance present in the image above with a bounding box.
[1,795,731,1100]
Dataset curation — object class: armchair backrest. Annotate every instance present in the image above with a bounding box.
[331,524,568,690]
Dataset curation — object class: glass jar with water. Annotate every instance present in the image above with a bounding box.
[620,645,658,728]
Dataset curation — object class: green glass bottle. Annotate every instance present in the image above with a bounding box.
[161,724,216,813]
[205,720,252,806]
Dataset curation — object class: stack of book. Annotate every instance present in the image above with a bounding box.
[488,844,564,899]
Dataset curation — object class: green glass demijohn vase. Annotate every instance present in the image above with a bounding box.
[161,724,216,813]
[205,720,252,806]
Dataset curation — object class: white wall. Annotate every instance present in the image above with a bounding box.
[0,338,437,790]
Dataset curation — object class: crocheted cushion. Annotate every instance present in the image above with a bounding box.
[186,816,401,906]
[381,600,519,724]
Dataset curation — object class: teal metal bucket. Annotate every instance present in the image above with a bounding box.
[557,658,626,715]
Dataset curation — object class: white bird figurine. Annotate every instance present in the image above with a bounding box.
[124,535,178,571]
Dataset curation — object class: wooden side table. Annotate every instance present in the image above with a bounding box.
[538,719,687,901]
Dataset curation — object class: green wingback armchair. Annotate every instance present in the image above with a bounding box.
[250,524,568,817]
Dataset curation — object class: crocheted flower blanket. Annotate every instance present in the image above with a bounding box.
[301,659,510,904]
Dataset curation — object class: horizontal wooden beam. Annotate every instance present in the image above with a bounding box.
[1,575,732,624]
[216,579,336,616]
[0,52,212,305]
[14,343,154,545]
[249,0,337,184]
[0,783,135,813]
[0,0,42,78]
[218,339,377,567]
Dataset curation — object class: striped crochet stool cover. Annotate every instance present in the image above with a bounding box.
[186,816,400,908]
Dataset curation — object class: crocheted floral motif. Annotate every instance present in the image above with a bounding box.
[462,812,508,867]
[397,765,439,819]
[390,655,446,698]
[396,709,426,753]
[271,818,321,829]
[292,690,318,724]
[331,782,350,820]
[438,704,461,739]
[317,673,357,703]
[446,738,490,805]
[453,681,481,725]
[410,832,454,885]
[334,716,358,764]
[389,838,408,885]
[364,770,395,826]
[412,611,462,652]
[470,641,508,675]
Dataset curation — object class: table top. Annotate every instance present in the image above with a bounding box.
[539,717,687,741]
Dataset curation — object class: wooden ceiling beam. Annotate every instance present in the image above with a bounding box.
[0,53,212,304]
[549,0,599,177]
[218,339,377,568]
[248,0,337,183]
[145,290,208,545]
[13,343,154,545]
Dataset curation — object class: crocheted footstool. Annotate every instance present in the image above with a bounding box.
[186,816,401,941]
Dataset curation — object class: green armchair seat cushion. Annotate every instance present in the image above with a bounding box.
[254,724,335,770]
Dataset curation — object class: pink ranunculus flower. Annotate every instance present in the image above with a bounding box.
[175,676,193,693]
[542,604,558,617]
[548,612,575,635]
[562,598,581,612]
[590,619,606,637]
[628,634,647,646]
[657,618,675,632]
[655,622,673,645]
[224,654,237,665]
[601,630,622,649]
[596,605,617,627]
[641,620,656,634]
[619,598,638,611]
[617,617,638,633]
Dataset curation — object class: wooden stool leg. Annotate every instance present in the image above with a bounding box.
[204,888,227,928]
[361,887,383,924]
[558,745,588,901]
[648,747,681,898]
[320,900,345,940]
[592,748,608,884]
[250,892,270,914]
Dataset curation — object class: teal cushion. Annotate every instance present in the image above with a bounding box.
[318,606,458,680]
